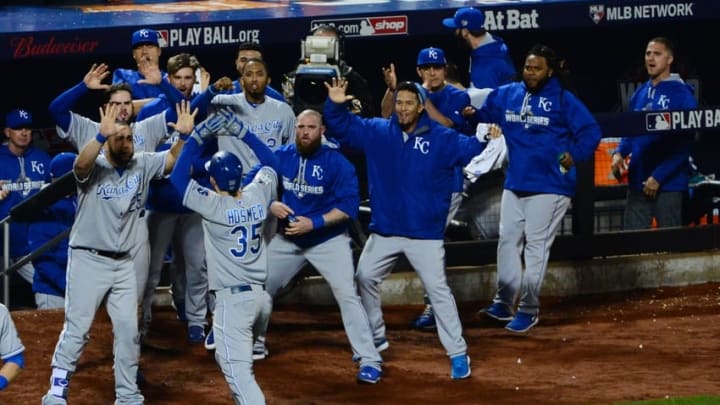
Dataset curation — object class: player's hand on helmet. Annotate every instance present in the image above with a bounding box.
[324,77,354,104]
[218,108,248,139]
[84,63,111,91]
[190,112,226,145]
[168,100,198,136]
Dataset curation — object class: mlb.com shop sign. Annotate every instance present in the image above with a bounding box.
[310,16,408,37]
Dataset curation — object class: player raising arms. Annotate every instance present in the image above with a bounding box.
[169,108,278,405]
[42,101,193,405]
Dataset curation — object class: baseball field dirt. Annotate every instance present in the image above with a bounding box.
[6,281,720,404]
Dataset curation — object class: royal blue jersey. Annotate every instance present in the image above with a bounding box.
[470,35,516,90]
[275,143,359,248]
[0,145,51,257]
[474,77,602,197]
[616,75,697,192]
[324,99,483,239]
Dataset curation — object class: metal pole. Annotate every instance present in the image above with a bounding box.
[3,219,9,307]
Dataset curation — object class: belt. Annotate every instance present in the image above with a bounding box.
[73,246,130,260]
[213,284,264,297]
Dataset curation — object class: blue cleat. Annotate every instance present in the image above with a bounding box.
[480,302,515,322]
[450,354,471,380]
[188,325,205,343]
[505,312,539,333]
[412,304,437,330]
[356,365,382,384]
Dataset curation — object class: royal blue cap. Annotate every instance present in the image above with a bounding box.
[131,29,160,48]
[50,152,77,178]
[5,109,32,129]
[442,7,485,30]
[417,47,447,66]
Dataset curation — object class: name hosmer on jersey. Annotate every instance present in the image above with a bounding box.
[226,203,266,225]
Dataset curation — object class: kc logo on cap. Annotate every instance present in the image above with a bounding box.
[417,47,447,67]
[5,109,32,129]
[131,28,161,48]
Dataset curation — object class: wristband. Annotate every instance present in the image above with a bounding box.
[311,215,324,230]
[179,133,190,141]
[95,133,107,144]
[0,375,8,390]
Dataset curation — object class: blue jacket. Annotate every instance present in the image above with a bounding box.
[112,68,182,101]
[474,78,602,197]
[275,143,359,248]
[324,99,484,239]
[28,195,75,297]
[470,36,517,89]
[0,145,51,257]
[616,75,697,192]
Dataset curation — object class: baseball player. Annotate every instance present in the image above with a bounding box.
[169,108,278,405]
[28,152,77,309]
[231,42,286,101]
[0,303,25,391]
[469,44,602,332]
[0,109,51,293]
[324,79,487,380]
[254,109,382,384]
[136,53,213,343]
[41,102,191,405]
[49,63,179,299]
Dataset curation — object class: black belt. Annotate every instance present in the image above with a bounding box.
[73,246,130,260]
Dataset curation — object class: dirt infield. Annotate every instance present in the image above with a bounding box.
[5,282,720,405]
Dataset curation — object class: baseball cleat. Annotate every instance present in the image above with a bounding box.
[450,354,471,380]
[480,302,515,322]
[204,329,216,350]
[356,365,382,384]
[412,304,437,330]
[187,325,205,343]
[505,312,539,333]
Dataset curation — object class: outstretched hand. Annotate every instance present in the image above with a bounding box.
[84,63,111,91]
[98,103,121,138]
[218,108,247,139]
[136,57,162,85]
[382,63,397,91]
[324,77,354,104]
[168,100,198,135]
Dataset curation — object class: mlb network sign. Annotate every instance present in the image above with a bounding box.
[310,16,408,37]
[646,109,720,131]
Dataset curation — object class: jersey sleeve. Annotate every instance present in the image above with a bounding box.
[0,305,25,360]
[56,113,100,149]
[134,111,170,151]
[182,179,226,222]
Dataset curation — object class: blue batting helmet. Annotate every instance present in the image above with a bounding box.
[49,152,77,178]
[206,151,243,193]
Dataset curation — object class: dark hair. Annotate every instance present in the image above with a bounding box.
[240,57,268,75]
[237,41,265,56]
[526,43,574,93]
[648,36,676,57]
[166,53,200,75]
[106,82,133,101]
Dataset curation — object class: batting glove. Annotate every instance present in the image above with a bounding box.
[218,108,248,139]
[190,113,226,145]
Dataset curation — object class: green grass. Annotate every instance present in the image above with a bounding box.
[608,396,720,405]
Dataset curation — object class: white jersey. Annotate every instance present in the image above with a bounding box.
[0,303,24,360]
[212,94,295,171]
[182,166,277,291]
[70,151,167,252]
[56,111,170,152]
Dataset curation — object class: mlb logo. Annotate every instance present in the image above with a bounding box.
[589,5,605,24]
[646,112,672,131]
[157,30,169,47]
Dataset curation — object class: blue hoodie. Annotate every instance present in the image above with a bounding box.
[616,74,697,192]
[470,35,517,89]
[0,144,51,257]
[473,77,602,197]
[274,143,359,248]
[324,99,484,239]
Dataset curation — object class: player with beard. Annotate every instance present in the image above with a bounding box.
[249,109,382,383]
[467,44,602,333]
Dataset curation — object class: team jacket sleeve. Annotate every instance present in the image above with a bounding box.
[170,136,202,196]
[564,94,603,163]
[323,98,374,151]
[332,156,360,220]
[48,81,88,132]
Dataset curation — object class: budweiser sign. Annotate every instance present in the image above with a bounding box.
[10,35,100,59]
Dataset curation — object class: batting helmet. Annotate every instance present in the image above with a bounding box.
[206,151,243,193]
[49,152,77,178]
